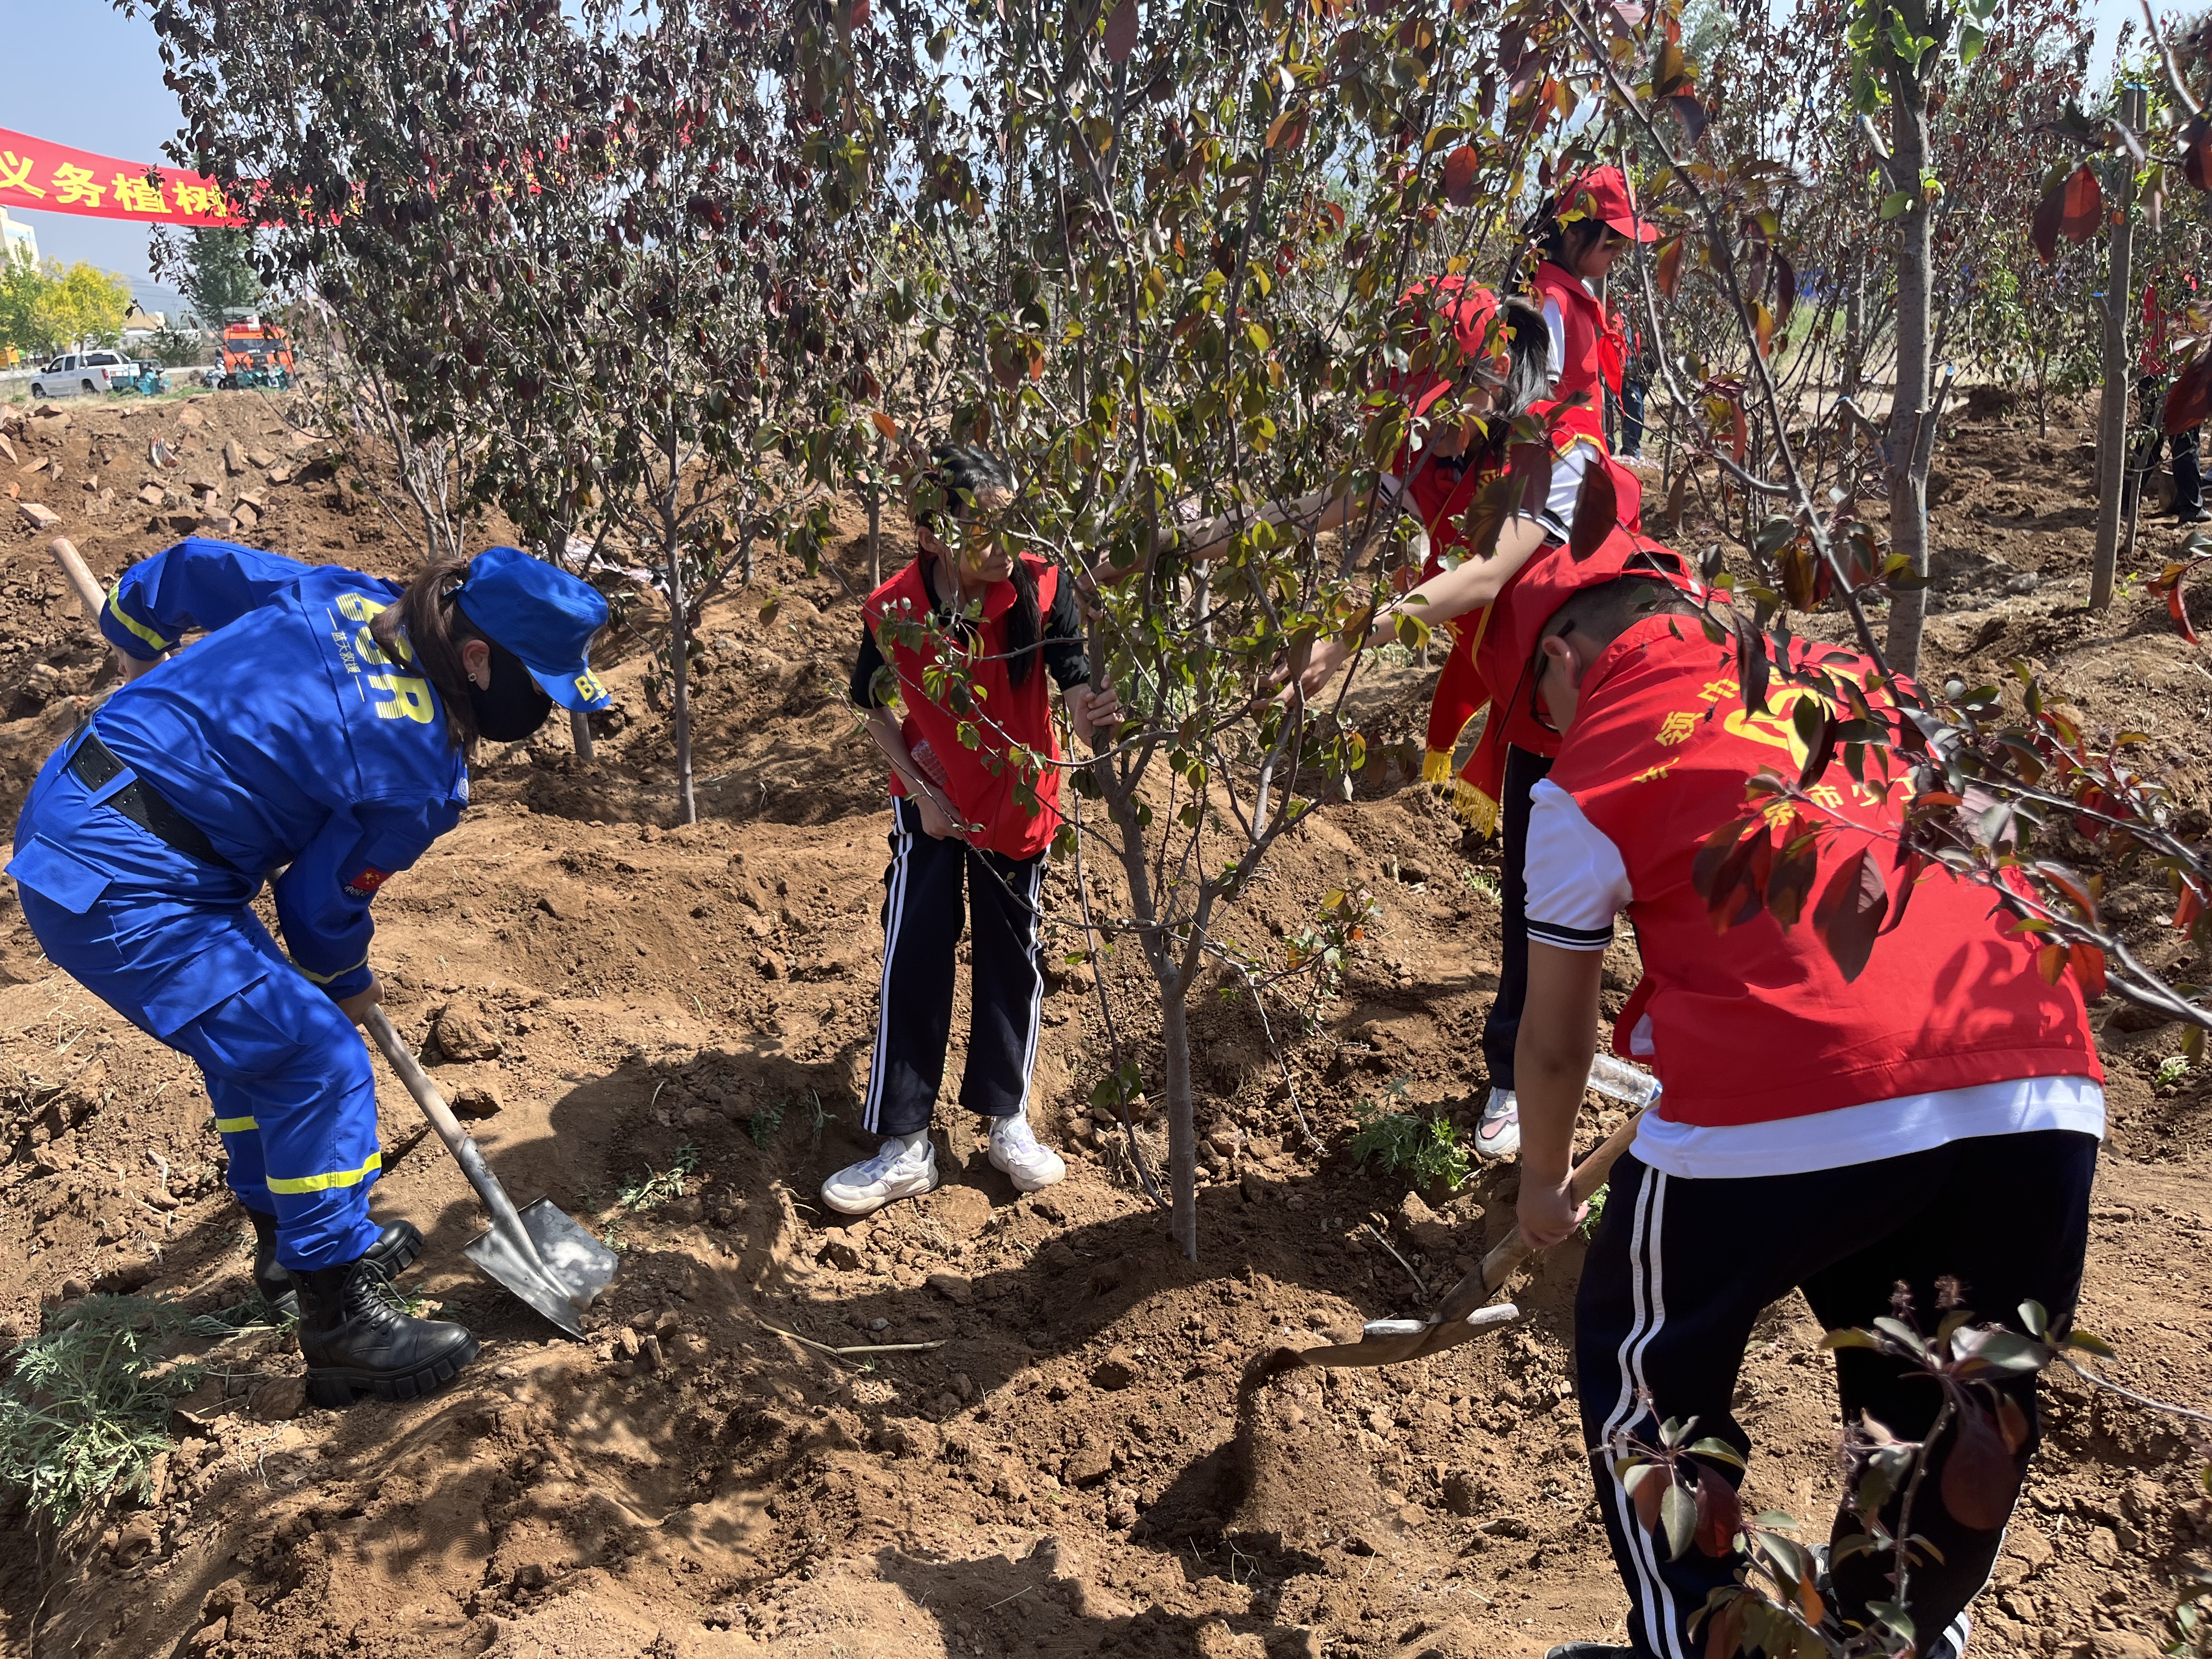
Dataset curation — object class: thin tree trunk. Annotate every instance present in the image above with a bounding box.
[1159,973,1197,1261]
[570,710,595,761]
[1883,65,1934,676]
[868,435,884,586]
[2091,84,2146,612]
[663,438,696,825]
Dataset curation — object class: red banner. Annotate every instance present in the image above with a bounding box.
[0,128,244,228]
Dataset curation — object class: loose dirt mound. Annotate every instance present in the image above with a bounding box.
[0,391,2204,1659]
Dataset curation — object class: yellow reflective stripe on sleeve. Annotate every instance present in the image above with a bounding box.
[264,1150,382,1194]
[292,955,369,986]
[212,1115,258,1133]
[106,586,172,654]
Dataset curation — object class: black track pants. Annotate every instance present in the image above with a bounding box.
[1575,1130,2098,1659]
[859,798,1047,1137]
[1480,743,1554,1091]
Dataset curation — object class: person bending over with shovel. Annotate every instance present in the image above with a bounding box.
[9,538,612,1406]
[1504,574,2102,1659]
[823,446,1120,1216]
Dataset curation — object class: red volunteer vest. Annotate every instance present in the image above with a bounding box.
[864,554,1064,860]
[1552,619,2101,1127]
[1530,259,1623,453]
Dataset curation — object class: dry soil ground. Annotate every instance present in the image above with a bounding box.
[0,388,2204,1659]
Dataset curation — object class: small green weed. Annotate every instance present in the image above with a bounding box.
[0,1295,204,1527]
[1581,1186,1609,1239]
[616,1143,701,1211]
[1459,866,1500,902]
[748,1105,786,1149]
[1348,1089,1471,1194]
[2157,1055,2191,1087]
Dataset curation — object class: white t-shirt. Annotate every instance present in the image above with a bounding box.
[1522,778,2107,1179]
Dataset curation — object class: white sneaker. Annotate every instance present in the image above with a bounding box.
[988,1112,1066,1193]
[821,1137,939,1216]
[1475,1087,1521,1160]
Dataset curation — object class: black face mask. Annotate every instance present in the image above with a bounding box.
[469,636,554,742]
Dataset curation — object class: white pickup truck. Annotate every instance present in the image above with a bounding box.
[28,349,139,398]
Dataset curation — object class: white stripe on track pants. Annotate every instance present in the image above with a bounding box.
[1573,1131,2097,1659]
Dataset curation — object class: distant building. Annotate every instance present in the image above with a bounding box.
[0,207,35,269]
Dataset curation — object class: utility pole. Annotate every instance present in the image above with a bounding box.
[2091,82,2147,612]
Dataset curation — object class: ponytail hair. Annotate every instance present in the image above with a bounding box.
[369,560,484,750]
[914,443,1040,688]
[1463,294,1555,471]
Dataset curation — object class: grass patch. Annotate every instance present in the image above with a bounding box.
[0,1295,203,1528]
[1348,1086,1471,1194]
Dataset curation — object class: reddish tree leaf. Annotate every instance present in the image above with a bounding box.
[2035,941,2068,985]
[1771,253,1797,329]
[1812,847,1887,981]
[1570,458,1618,560]
[1655,236,1685,301]
[2165,566,2200,644]
[1692,1464,1742,1558]
[1703,1596,1747,1659]
[1995,1394,2031,1454]
[2166,349,2212,435]
[1705,825,1771,934]
[2069,942,2108,1000]
[1766,833,1819,928]
[1626,1461,1667,1531]
[1668,92,1709,145]
[2058,165,2103,242]
[1442,144,1480,207]
[1751,300,1774,359]
[2185,117,2212,192]
[1939,1401,2021,1531]
[1103,0,1139,63]
[2177,879,2207,931]
[1664,465,1689,527]
[1691,816,1756,913]
[2030,173,2066,264]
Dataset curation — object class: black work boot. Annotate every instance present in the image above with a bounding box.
[295,1255,479,1407]
[247,1210,425,1319]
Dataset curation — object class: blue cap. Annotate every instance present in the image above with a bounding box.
[452,546,614,712]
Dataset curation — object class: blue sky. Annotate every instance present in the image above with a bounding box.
[0,0,2160,299]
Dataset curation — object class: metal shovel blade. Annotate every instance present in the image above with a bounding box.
[463,1199,616,1340]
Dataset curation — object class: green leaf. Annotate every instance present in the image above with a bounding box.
[1661,1480,1697,1560]
[1687,1437,1748,1470]
[1878,190,1912,219]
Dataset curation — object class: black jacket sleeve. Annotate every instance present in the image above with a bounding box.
[850,624,891,708]
[1040,572,1090,692]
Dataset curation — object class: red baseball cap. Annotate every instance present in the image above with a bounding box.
[1555,165,1660,244]
[1395,275,1509,417]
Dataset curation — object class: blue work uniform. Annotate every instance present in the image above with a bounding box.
[8,539,467,1270]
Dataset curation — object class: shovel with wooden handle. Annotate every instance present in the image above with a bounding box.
[44,539,618,1335]
[50,536,109,624]
[1261,1107,1645,1373]
[365,1007,616,1337]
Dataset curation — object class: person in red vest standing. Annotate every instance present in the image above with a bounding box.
[1530,165,1658,500]
[1501,574,2103,1659]
[827,447,1121,1216]
[2136,278,2205,524]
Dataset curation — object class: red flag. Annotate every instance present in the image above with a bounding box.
[0,127,245,228]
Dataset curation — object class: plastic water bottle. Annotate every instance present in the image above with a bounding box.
[1587,1052,1661,1108]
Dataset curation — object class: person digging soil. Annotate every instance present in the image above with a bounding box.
[7,538,613,1406]
[1504,573,2104,1659]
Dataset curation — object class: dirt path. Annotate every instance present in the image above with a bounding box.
[0,390,2204,1659]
